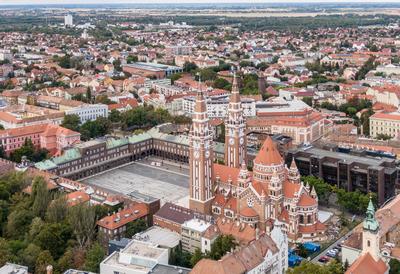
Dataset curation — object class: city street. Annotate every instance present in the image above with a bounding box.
[312,229,355,264]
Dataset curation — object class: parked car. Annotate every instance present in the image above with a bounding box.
[326,250,337,258]
[318,256,330,263]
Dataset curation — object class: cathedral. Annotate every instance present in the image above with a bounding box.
[189,75,327,243]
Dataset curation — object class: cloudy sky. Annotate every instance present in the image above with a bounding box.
[1,0,400,4]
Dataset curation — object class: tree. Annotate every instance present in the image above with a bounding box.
[170,72,183,84]
[302,97,313,107]
[302,176,332,205]
[95,95,114,105]
[127,55,138,64]
[213,77,231,90]
[21,243,42,272]
[125,218,148,238]
[183,61,198,73]
[109,109,121,123]
[6,208,34,239]
[113,59,122,72]
[9,138,49,163]
[80,117,112,141]
[31,177,51,218]
[68,204,97,248]
[190,248,204,267]
[34,223,73,259]
[86,88,92,103]
[256,62,269,71]
[287,260,343,274]
[208,235,237,260]
[0,238,13,266]
[46,195,68,223]
[83,243,105,273]
[389,258,400,274]
[28,217,45,241]
[58,55,72,69]
[296,243,308,258]
[35,250,55,274]
[169,245,192,268]
[58,248,75,273]
[360,108,374,136]
[61,114,81,132]
[195,68,217,81]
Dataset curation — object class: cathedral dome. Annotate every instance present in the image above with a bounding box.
[254,136,283,166]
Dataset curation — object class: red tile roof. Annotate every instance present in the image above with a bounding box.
[254,136,283,166]
[66,191,90,206]
[213,164,241,185]
[345,252,388,274]
[97,203,149,230]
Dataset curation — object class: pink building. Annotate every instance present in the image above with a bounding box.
[0,124,80,156]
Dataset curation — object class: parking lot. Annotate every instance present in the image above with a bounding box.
[82,160,190,206]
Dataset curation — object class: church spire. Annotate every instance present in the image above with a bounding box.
[224,71,247,168]
[231,72,241,103]
[363,196,379,232]
[189,75,214,215]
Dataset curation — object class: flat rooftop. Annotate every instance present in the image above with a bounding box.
[182,218,211,233]
[125,62,182,72]
[82,161,189,206]
[152,264,191,274]
[297,147,394,167]
[134,226,180,249]
[123,240,165,259]
[102,240,168,273]
[0,263,28,274]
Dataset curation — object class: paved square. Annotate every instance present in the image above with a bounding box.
[82,162,189,206]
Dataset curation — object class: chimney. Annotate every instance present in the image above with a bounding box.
[46,265,53,274]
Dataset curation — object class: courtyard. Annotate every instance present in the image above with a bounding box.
[82,159,190,206]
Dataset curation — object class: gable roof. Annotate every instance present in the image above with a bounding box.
[345,252,388,274]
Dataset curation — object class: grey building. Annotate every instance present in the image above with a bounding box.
[287,147,398,205]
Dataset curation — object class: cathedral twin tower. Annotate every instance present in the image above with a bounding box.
[189,75,246,214]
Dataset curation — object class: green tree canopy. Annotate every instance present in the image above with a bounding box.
[61,114,81,132]
[83,243,105,273]
[124,218,147,238]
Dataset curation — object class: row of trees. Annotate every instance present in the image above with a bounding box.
[302,176,376,215]
[287,260,344,274]
[0,172,110,273]
[61,105,191,140]
[61,115,112,141]
[0,139,49,163]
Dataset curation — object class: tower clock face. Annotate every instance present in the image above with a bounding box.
[205,150,210,158]
[240,137,244,145]
[194,150,200,159]
[229,138,235,145]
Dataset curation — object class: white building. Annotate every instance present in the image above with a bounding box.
[183,96,256,118]
[0,49,13,62]
[376,64,400,76]
[64,14,73,27]
[342,198,391,274]
[100,240,170,274]
[0,263,28,274]
[181,218,212,253]
[65,104,108,123]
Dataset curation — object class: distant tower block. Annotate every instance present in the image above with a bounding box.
[64,14,73,27]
